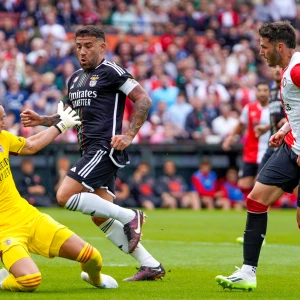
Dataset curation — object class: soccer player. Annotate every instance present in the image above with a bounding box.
[222,82,270,197]
[216,21,300,291]
[21,25,165,281]
[0,102,118,292]
[257,65,286,172]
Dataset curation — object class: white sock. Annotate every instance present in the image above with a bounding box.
[132,244,160,267]
[65,193,135,224]
[241,264,256,276]
[100,219,160,267]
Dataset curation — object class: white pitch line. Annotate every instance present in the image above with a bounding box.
[82,237,300,249]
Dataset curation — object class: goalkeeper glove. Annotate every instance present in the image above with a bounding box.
[55,101,81,133]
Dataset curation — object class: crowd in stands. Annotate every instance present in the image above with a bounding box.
[1,0,299,144]
[2,0,299,209]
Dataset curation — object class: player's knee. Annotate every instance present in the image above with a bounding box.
[246,197,269,213]
[56,189,69,206]
[17,272,42,292]
[91,216,108,226]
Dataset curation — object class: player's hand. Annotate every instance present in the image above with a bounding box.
[222,136,232,151]
[254,124,269,138]
[111,134,133,151]
[269,131,285,147]
[55,101,81,134]
[20,109,42,127]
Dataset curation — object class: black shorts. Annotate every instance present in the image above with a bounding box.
[257,142,300,193]
[257,147,275,173]
[67,144,129,196]
[239,162,258,178]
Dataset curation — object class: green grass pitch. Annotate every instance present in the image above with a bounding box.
[2,208,300,299]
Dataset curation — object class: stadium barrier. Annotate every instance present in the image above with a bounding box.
[11,142,243,202]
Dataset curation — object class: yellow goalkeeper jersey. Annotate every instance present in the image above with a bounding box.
[0,130,39,231]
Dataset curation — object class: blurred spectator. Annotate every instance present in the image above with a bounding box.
[216,167,245,210]
[150,74,179,114]
[3,76,28,123]
[211,103,239,139]
[146,113,177,144]
[255,0,280,23]
[185,97,211,140]
[54,156,71,192]
[168,91,193,137]
[96,0,113,27]
[40,8,67,42]
[0,17,17,39]
[160,22,175,52]
[57,0,78,32]
[191,158,218,210]
[114,176,139,208]
[4,110,20,135]
[177,65,202,101]
[217,2,240,28]
[273,0,296,23]
[272,190,297,209]
[77,0,101,26]
[156,160,201,210]
[26,37,45,64]
[196,74,230,104]
[19,0,44,28]
[55,60,76,91]
[129,161,176,210]
[112,2,136,33]
[131,5,153,34]
[17,158,52,207]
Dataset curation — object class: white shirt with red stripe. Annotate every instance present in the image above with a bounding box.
[240,101,270,164]
[281,52,300,155]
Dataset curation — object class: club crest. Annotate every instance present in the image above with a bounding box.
[89,75,99,87]
[5,239,12,246]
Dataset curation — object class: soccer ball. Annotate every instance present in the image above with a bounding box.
[236,236,266,246]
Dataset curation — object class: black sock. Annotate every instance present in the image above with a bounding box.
[243,211,267,267]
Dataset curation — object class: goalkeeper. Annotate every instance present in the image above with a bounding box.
[0,102,117,292]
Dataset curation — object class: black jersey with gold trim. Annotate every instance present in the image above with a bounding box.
[66,59,138,154]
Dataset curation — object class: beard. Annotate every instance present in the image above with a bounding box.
[267,50,281,67]
[79,57,97,72]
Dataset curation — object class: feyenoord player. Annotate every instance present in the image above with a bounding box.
[222,82,270,197]
[216,21,300,291]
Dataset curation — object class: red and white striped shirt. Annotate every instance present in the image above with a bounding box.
[281,52,300,154]
[240,101,270,164]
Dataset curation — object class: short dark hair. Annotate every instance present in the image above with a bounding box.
[75,25,105,42]
[259,21,296,49]
[256,81,270,88]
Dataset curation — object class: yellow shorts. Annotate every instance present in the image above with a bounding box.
[0,213,74,270]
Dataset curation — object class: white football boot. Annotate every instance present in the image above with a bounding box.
[81,272,118,289]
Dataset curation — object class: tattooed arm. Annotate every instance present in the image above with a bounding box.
[110,84,151,150]
[20,104,70,127]
[125,85,151,139]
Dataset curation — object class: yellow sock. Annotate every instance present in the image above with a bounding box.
[76,243,102,285]
[2,272,41,292]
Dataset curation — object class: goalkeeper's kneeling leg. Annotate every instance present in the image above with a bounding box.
[76,243,102,286]
[2,272,42,292]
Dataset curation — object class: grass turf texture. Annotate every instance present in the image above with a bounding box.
[1,208,300,299]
